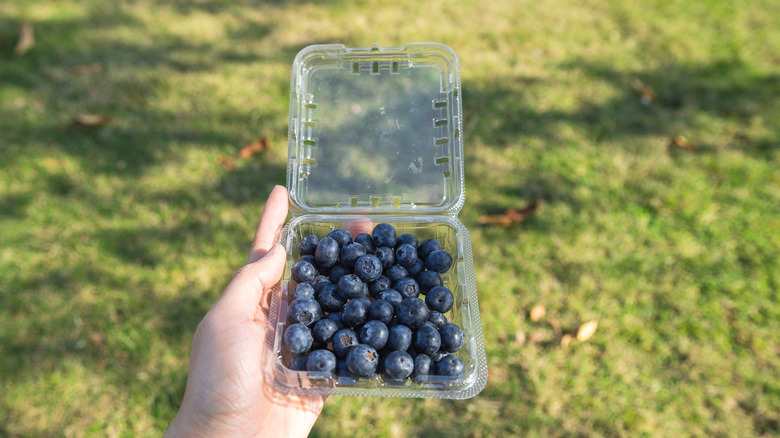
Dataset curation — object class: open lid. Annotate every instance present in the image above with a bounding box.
[286,43,465,215]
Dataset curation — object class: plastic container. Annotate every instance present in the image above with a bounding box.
[266,43,487,399]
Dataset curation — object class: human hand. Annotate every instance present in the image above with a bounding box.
[165,185,325,438]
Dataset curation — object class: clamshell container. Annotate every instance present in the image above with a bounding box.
[267,43,487,398]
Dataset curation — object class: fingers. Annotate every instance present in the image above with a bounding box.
[248,185,289,264]
[219,242,287,316]
[342,219,373,237]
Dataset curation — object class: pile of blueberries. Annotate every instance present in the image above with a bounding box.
[283,223,466,384]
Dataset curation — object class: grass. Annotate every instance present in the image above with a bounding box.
[1,0,779,436]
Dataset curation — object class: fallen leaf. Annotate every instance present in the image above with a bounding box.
[576,319,599,342]
[631,78,658,105]
[515,330,526,345]
[72,63,103,75]
[478,198,540,226]
[216,155,235,170]
[239,137,268,158]
[530,304,546,322]
[13,23,34,57]
[669,135,696,151]
[69,114,112,128]
[497,332,507,343]
[560,334,574,348]
[528,331,545,345]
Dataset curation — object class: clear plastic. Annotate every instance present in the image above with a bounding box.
[268,43,487,399]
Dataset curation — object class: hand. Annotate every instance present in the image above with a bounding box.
[165,185,325,438]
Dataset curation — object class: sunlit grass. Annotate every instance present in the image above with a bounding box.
[2,0,779,436]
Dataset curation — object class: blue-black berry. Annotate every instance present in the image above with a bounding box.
[346,344,379,378]
[372,223,397,248]
[435,354,464,377]
[306,349,337,374]
[383,350,414,380]
[353,254,383,282]
[314,236,340,269]
[287,297,323,327]
[284,323,313,354]
[439,322,465,353]
[425,250,453,273]
[425,286,454,313]
[396,297,429,330]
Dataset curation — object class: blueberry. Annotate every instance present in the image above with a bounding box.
[311,275,331,294]
[327,263,351,283]
[385,264,409,283]
[306,349,337,374]
[326,312,345,329]
[435,354,464,377]
[394,277,420,299]
[296,254,316,267]
[337,274,367,300]
[427,311,448,328]
[287,297,323,327]
[290,260,317,284]
[439,322,465,353]
[298,235,319,256]
[345,344,379,378]
[314,236,340,269]
[328,228,352,248]
[425,250,453,273]
[292,282,315,300]
[394,243,419,268]
[368,275,392,299]
[406,258,425,276]
[368,299,395,324]
[413,325,442,356]
[359,320,389,350]
[379,289,403,310]
[411,354,433,382]
[396,233,419,250]
[372,223,397,248]
[312,318,340,344]
[396,297,429,330]
[354,233,376,253]
[331,328,359,357]
[342,299,368,327]
[417,238,442,261]
[383,350,414,380]
[339,242,366,268]
[353,254,383,282]
[316,283,346,313]
[374,247,396,270]
[283,323,313,354]
[416,270,443,294]
[336,359,360,385]
[425,286,454,313]
[288,354,309,371]
[386,324,413,351]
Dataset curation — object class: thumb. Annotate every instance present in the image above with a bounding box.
[218,243,287,316]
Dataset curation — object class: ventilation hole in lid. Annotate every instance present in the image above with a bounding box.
[372,61,379,73]
[392,62,399,73]
[352,62,359,74]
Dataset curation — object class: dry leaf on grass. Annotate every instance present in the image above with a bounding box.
[515,330,526,345]
[72,63,103,75]
[631,78,658,105]
[217,155,235,170]
[576,320,599,342]
[561,334,574,348]
[669,135,696,152]
[69,114,112,128]
[239,137,268,158]
[530,304,546,322]
[528,331,546,345]
[479,198,540,226]
[13,23,34,57]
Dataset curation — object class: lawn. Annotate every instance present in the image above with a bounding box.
[1,0,779,436]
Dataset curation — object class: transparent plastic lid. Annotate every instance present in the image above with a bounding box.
[287,43,465,215]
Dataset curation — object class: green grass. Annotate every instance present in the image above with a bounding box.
[2,0,779,436]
